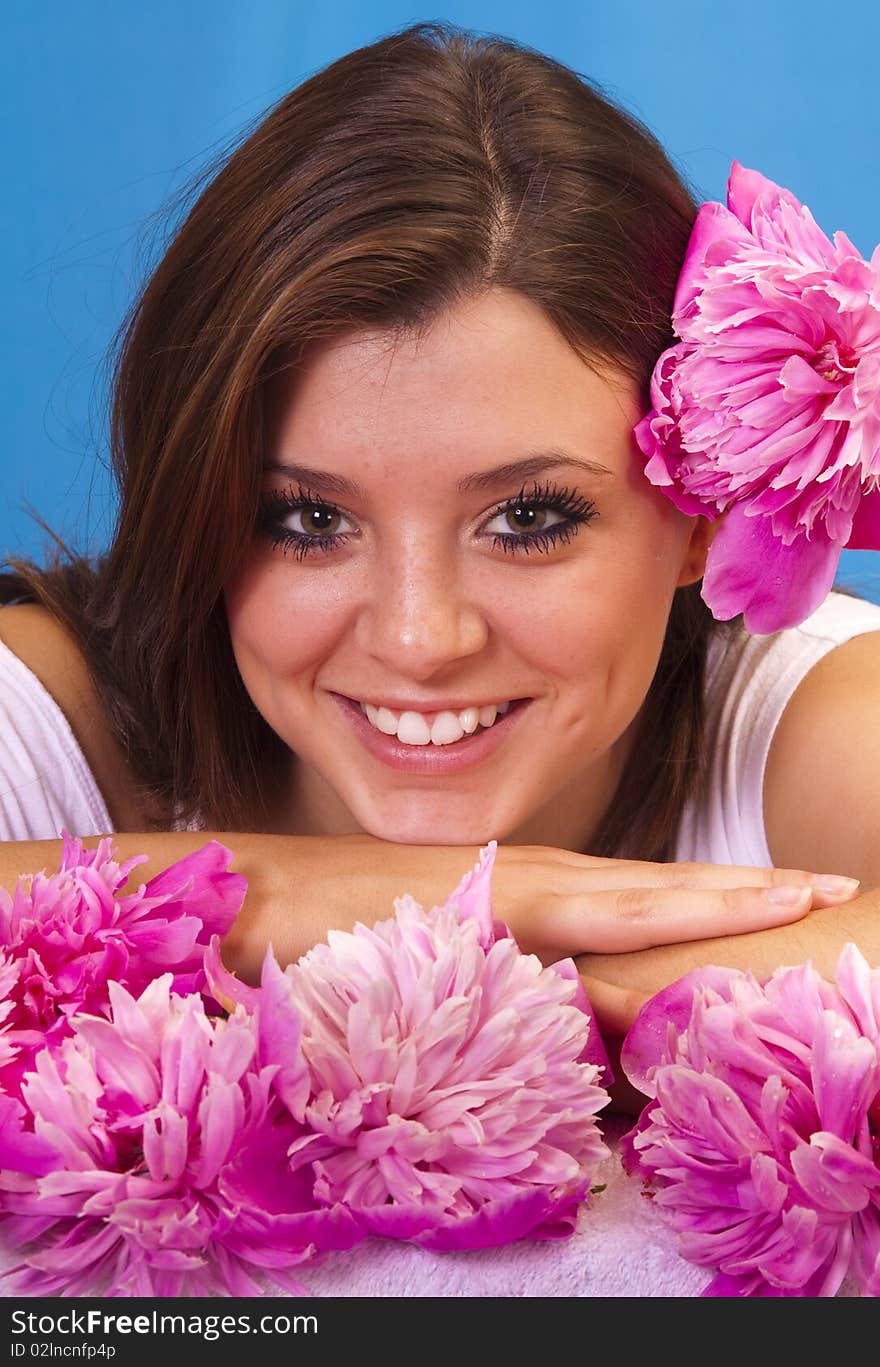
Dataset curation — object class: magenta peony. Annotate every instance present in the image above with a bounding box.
[209,842,612,1251]
[0,832,246,1093]
[0,968,362,1297]
[0,839,612,1295]
[620,944,880,1296]
[634,161,880,633]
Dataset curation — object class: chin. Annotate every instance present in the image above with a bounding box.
[358,810,505,848]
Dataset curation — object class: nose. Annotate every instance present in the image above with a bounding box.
[354,542,489,679]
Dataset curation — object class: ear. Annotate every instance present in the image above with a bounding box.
[676,514,723,588]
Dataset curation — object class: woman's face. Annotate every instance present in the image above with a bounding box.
[224,288,711,849]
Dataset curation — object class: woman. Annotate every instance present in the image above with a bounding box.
[0,21,876,1054]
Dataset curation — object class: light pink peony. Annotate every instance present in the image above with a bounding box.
[208,843,613,1251]
[0,967,361,1297]
[0,832,246,1092]
[634,161,880,633]
[620,944,880,1296]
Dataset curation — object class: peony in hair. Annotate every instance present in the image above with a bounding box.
[635,161,880,633]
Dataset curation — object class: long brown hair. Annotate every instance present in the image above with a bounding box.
[2,20,737,854]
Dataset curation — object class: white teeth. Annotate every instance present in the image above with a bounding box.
[376,706,399,736]
[429,711,465,746]
[359,699,515,746]
[396,711,432,745]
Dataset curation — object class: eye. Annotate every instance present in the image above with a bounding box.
[256,484,356,560]
[483,501,567,537]
[276,502,351,538]
[481,481,598,556]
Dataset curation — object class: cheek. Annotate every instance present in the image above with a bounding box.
[509,547,677,738]
[223,559,345,683]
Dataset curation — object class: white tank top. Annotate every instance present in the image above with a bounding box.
[0,637,113,840]
[1,590,880,857]
[674,590,880,866]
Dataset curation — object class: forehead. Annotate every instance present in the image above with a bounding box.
[265,289,641,477]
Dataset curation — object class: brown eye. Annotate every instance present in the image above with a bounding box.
[505,504,550,533]
[295,504,343,535]
[256,485,355,559]
[482,480,598,556]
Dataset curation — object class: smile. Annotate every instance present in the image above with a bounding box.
[358,699,513,746]
[331,693,532,775]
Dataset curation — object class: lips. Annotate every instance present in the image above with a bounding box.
[330,693,532,776]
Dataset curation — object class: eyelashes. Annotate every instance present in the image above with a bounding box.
[255,479,599,562]
[255,483,352,561]
[485,480,598,556]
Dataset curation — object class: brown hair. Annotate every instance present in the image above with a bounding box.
[1,19,740,855]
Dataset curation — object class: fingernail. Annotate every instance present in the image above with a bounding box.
[764,885,812,907]
[811,874,861,898]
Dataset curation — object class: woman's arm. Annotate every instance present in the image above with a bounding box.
[0,828,854,983]
[577,889,879,1003]
[578,629,880,1022]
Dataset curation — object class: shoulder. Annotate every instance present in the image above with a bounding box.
[0,603,151,830]
[764,620,880,888]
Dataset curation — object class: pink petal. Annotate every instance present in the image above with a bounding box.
[620,966,741,1095]
[550,957,613,1085]
[851,1208,880,1295]
[834,943,880,1039]
[72,1018,161,1104]
[848,487,880,549]
[413,1183,588,1250]
[790,1133,880,1213]
[810,1013,879,1140]
[257,952,310,1120]
[674,200,754,315]
[126,917,202,964]
[701,503,841,632]
[0,1095,60,1175]
[726,161,782,230]
[203,935,261,1014]
[437,841,497,948]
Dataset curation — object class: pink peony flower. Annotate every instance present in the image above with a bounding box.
[0,832,246,1092]
[0,838,613,1296]
[634,161,880,633]
[0,968,361,1297]
[209,843,612,1251]
[620,944,880,1296]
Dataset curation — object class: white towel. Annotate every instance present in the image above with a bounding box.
[298,1118,710,1297]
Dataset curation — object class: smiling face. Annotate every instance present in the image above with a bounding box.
[223,287,712,849]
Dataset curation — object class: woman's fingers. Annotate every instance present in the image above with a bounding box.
[532,881,817,960]
[607,859,860,908]
[501,848,860,908]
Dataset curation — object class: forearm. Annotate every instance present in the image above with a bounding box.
[576,890,880,1000]
[575,894,880,1115]
[0,830,485,985]
[218,832,483,982]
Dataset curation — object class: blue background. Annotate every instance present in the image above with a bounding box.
[4,0,880,601]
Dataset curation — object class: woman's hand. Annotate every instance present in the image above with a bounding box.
[489,845,861,1044]
[219,832,859,986]
[489,844,858,962]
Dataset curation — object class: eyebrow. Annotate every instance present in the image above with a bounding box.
[458,452,614,493]
[263,450,614,499]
